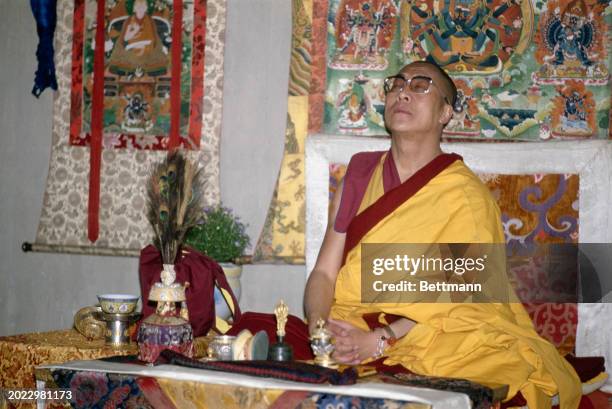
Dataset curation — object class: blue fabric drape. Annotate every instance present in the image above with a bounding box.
[30,0,57,97]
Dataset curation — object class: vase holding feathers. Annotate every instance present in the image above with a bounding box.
[137,152,202,363]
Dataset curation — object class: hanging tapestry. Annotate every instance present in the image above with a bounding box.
[323,0,612,140]
[254,0,611,264]
[31,0,226,255]
[253,0,328,263]
[69,0,205,150]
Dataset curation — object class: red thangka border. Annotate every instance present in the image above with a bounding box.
[307,0,327,133]
[69,0,84,145]
[69,0,206,151]
[188,0,206,148]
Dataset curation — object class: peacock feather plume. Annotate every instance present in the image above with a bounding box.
[146,150,203,264]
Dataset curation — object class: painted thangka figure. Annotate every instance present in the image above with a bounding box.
[330,0,399,70]
[550,80,596,137]
[333,74,388,133]
[535,0,609,84]
[407,0,524,72]
[107,0,170,77]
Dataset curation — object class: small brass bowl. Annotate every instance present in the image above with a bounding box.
[207,335,236,361]
[97,294,139,315]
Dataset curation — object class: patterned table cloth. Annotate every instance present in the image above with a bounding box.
[0,329,209,409]
[35,359,478,409]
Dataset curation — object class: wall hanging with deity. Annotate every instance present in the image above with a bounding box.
[30,0,227,255]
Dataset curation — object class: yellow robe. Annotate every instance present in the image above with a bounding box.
[330,153,581,409]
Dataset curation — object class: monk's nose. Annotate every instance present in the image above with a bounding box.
[397,87,412,102]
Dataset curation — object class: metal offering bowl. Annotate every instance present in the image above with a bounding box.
[97,294,139,315]
[207,335,236,361]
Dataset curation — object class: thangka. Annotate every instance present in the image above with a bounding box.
[324,0,612,140]
[70,0,206,150]
[32,0,226,254]
[256,0,610,263]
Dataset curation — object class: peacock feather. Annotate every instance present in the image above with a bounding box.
[146,150,203,264]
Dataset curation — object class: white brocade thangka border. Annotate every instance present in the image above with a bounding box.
[34,0,225,254]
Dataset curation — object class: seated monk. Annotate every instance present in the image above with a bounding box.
[302,61,582,408]
[228,61,584,408]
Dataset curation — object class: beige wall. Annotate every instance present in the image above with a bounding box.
[0,0,306,336]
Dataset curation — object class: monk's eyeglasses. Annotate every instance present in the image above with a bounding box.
[383,74,451,105]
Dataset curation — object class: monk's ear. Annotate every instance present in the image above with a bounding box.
[439,104,454,126]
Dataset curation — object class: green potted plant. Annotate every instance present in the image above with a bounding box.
[185,205,250,315]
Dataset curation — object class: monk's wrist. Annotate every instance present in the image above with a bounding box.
[372,328,385,359]
[372,326,397,359]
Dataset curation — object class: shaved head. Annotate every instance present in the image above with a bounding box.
[400,61,457,108]
[384,60,458,134]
